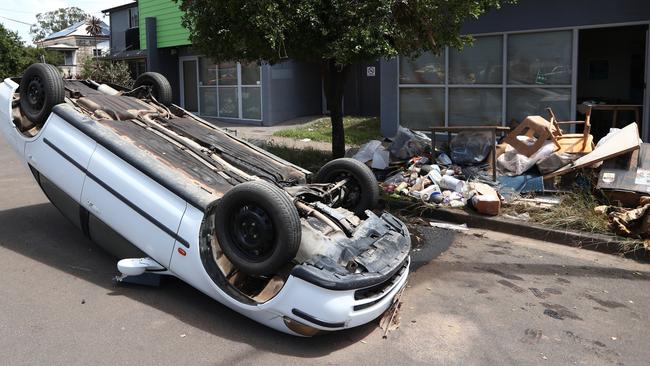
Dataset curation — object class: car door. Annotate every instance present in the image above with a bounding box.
[25,113,97,231]
[80,144,188,267]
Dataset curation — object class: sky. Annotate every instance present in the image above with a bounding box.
[0,0,134,45]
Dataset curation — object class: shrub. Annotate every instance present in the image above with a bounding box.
[80,58,133,88]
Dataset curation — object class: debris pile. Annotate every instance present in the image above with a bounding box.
[352,106,650,246]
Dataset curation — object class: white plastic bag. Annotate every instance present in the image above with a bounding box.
[353,140,383,163]
[497,136,556,175]
[388,126,431,160]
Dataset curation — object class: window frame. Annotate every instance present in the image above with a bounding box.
[397,30,576,129]
[196,58,263,121]
[128,7,139,29]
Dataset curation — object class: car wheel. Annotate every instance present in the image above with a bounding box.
[19,63,65,125]
[214,180,301,276]
[315,158,379,216]
[133,72,173,106]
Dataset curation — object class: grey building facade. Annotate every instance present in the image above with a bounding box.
[380,0,650,141]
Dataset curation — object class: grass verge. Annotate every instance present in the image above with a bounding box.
[387,191,646,255]
[273,116,381,146]
[260,142,331,173]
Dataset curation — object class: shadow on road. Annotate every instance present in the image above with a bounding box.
[0,203,375,358]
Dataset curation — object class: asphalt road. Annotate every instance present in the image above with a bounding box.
[1,141,649,366]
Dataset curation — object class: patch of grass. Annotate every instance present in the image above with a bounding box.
[260,142,331,173]
[273,116,381,146]
[503,192,609,234]
[386,189,647,255]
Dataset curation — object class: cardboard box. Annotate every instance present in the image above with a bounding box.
[468,182,501,216]
[597,143,650,206]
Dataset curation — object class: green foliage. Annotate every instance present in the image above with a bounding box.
[0,24,24,78]
[80,58,134,88]
[274,116,380,145]
[30,7,89,42]
[0,24,64,79]
[177,0,512,65]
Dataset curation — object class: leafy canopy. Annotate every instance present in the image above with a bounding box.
[177,0,511,65]
[0,24,63,79]
[30,7,89,42]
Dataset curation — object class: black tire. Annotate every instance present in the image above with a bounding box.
[19,63,65,125]
[214,180,301,276]
[133,72,173,105]
[315,158,379,216]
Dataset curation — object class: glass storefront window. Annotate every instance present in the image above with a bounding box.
[449,88,502,126]
[241,62,261,85]
[218,87,239,118]
[242,87,261,120]
[199,58,216,86]
[450,36,502,85]
[507,31,572,85]
[399,88,445,129]
[192,57,262,120]
[399,52,445,84]
[506,88,571,124]
[218,62,237,86]
[199,88,217,116]
[398,30,575,128]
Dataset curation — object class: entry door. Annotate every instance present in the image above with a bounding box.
[181,59,198,112]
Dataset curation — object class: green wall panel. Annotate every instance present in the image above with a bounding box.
[139,0,191,49]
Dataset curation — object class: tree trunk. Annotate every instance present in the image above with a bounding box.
[323,60,349,159]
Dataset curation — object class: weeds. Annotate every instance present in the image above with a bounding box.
[273,116,381,145]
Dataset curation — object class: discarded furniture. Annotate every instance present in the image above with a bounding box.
[545,122,640,179]
[501,115,561,157]
[547,105,594,154]
[431,125,510,181]
[580,103,642,128]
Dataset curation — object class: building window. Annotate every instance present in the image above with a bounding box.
[93,49,102,57]
[63,51,75,66]
[399,52,445,84]
[198,58,262,120]
[399,88,445,129]
[127,59,146,79]
[449,88,502,126]
[507,31,572,85]
[129,7,139,29]
[398,31,574,129]
[449,35,502,85]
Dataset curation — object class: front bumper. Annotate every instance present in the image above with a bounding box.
[290,212,411,290]
[271,257,410,335]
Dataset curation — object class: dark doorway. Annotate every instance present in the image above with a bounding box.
[577,25,647,140]
[182,59,198,112]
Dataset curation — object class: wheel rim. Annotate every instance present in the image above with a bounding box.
[228,203,275,262]
[26,75,45,111]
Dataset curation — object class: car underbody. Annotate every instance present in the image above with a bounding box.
[1,65,410,335]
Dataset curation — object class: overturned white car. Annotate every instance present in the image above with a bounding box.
[0,64,410,336]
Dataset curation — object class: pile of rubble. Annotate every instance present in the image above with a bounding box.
[352,111,650,248]
[353,127,502,216]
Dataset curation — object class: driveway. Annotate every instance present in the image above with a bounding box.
[0,141,649,365]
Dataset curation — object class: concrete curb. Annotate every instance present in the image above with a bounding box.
[382,198,650,262]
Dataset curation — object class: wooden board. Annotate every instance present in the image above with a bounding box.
[544,123,640,178]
